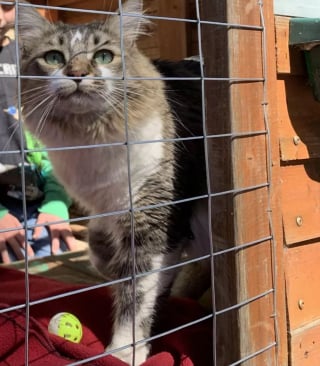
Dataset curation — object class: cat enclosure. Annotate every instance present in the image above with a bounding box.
[2,0,320,365]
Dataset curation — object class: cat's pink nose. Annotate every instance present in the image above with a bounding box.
[67,69,89,80]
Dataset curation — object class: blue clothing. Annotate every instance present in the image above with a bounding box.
[2,196,67,262]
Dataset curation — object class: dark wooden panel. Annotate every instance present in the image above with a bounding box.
[32,0,188,60]
[201,0,239,363]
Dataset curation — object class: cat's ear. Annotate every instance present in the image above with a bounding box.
[17,3,51,55]
[108,0,150,44]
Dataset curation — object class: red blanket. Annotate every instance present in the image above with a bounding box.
[0,267,212,366]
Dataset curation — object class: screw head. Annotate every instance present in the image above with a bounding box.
[298,299,305,310]
[293,136,301,145]
[296,216,303,226]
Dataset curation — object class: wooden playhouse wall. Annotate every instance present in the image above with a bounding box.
[34,0,195,60]
[275,15,320,366]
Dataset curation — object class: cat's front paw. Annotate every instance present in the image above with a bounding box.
[106,343,149,365]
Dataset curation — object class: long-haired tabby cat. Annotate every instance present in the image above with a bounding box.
[18,1,210,364]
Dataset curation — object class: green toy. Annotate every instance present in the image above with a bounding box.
[48,312,83,343]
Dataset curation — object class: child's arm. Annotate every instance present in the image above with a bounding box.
[25,132,76,252]
[34,152,77,253]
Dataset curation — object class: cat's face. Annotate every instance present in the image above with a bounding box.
[18,1,153,121]
[21,22,127,115]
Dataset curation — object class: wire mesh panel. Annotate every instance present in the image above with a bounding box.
[0,0,283,365]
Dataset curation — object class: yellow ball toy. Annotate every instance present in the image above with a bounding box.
[48,312,83,343]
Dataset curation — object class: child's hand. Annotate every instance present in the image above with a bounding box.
[34,213,77,254]
[0,213,34,263]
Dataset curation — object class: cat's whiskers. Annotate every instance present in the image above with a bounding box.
[112,85,154,99]
[21,82,51,98]
[95,90,125,119]
[109,92,153,120]
[110,86,149,106]
[24,93,55,119]
[172,111,196,138]
[1,122,21,153]
[2,88,53,152]
[22,90,52,105]
[111,86,163,115]
[155,91,197,137]
[23,96,54,121]
[35,96,58,139]
[20,84,49,96]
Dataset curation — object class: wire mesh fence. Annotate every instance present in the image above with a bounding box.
[0,0,279,365]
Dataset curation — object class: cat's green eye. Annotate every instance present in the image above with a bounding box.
[44,51,65,66]
[93,50,114,65]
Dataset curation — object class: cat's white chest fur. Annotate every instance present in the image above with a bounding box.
[47,113,164,214]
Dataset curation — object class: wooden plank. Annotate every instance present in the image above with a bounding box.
[274,0,320,18]
[229,29,263,79]
[157,0,187,60]
[290,319,320,366]
[201,1,239,364]
[281,162,320,245]
[236,293,277,365]
[31,0,91,9]
[285,243,320,329]
[228,1,286,365]
[230,82,265,132]
[275,16,305,75]
[39,8,58,21]
[275,16,290,74]
[186,0,197,56]
[227,0,261,27]
[43,0,186,60]
[277,76,320,161]
[49,0,82,6]
[268,14,290,366]
[57,0,115,23]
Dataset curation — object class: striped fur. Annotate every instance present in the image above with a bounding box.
[18,1,207,364]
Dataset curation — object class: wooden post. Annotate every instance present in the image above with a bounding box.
[201,0,287,364]
[201,1,239,364]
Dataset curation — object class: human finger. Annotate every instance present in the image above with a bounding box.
[0,241,10,264]
[32,223,44,240]
[25,243,34,259]
[61,230,77,251]
[50,231,61,254]
[7,236,25,261]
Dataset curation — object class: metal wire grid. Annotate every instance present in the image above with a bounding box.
[0,0,279,365]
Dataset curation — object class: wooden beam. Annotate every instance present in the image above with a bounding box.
[275,16,306,75]
[290,319,320,366]
[201,0,239,364]
[277,76,320,162]
[157,0,187,60]
[285,240,320,364]
[282,162,320,245]
[47,0,81,6]
[228,1,288,365]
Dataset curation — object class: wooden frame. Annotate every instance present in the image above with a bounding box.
[201,0,287,364]
[34,0,189,60]
[275,7,320,366]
